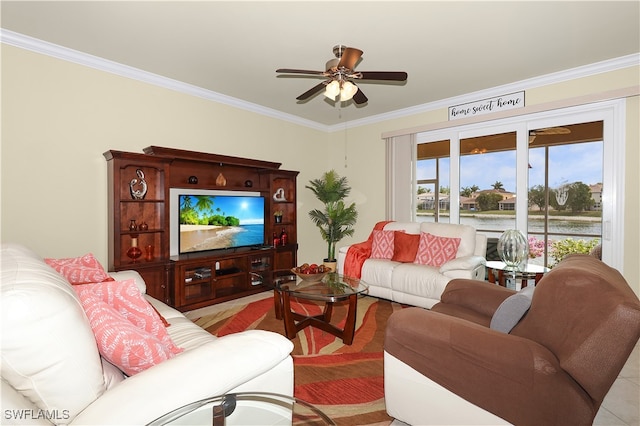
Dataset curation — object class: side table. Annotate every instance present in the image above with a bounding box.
[486,260,549,290]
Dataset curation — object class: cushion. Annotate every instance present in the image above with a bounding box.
[371,230,396,259]
[419,222,476,257]
[392,232,420,262]
[1,244,106,421]
[45,253,113,284]
[77,280,181,354]
[490,285,536,333]
[414,233,461,267]
[74,287,178,376]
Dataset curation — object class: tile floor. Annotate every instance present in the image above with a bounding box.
[186,294,639,425]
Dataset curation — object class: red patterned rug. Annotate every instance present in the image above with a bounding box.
[191,294,406,425]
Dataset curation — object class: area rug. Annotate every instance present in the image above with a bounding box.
[191,294,406,426]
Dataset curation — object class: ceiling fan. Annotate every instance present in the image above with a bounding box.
[529,127,571,143]
[276,45,408,105]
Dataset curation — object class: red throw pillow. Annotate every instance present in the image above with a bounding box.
[45,253,113,285]
[77,280,181,355]
[414,233,461,267]
[75,288,176,376]
[370,230,396,259]
[392,232,420,262]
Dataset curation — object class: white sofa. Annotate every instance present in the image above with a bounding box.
[1,243,294,425]
[337,222,487,309]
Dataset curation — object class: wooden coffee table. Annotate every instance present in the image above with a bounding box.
[273,273,369,345]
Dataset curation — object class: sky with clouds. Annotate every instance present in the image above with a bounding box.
[418,141,603,193]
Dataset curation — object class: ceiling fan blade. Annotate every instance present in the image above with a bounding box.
[276,68,326,75]
[358,71,408,81]
[296,81,328,100]
[337,47,363,70]
[537,127,571,135]
[352,88,368,105]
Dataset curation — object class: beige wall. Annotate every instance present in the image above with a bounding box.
[2,44,638,293]
[0,45,329,264]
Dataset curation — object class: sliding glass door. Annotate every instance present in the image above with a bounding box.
[408,101,623,269]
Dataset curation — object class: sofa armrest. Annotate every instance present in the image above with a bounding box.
[439,255,485,273]
[72,331,294,425]
[384,308,592,425]
[337,244,352,275]
[437,279,515,318]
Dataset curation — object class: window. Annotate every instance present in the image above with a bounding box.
[527,121,603,266]
[416,140,450,223]
[392,101,624,270]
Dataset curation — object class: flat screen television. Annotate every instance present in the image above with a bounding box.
[170,189,265,256]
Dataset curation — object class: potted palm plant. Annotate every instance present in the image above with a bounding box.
[306,170,358,270]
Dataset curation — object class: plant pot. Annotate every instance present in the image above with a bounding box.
[275,216,282,223]
[323,259,337,272]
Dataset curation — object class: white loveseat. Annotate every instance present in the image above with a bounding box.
[1,243,294,425]
[337,222,487,309]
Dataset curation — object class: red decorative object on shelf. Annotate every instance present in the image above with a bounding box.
[144,245,154,261]
[127,237,142,262]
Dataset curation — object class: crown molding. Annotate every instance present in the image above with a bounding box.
[328,52,640,133]
[3,29,638,133]
[0,29,328,132]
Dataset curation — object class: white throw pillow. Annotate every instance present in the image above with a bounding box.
[490,285,535,333]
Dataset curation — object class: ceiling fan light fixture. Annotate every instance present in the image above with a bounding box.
[340,81,358,101]
[324,80,340,100]
[277,45,407,104]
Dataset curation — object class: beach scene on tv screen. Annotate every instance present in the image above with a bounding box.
[179,195,264,253]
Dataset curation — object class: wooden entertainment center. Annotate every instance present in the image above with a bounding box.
[104,146,298,311]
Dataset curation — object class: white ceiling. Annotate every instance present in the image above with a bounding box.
[2,1,639,127]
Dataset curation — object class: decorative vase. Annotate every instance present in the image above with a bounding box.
[144,245,154,262]
[129,219,138,231]
[126,237,142,262]
[275,215,282,223]
[497,229,529,270]
[138,221,149,231]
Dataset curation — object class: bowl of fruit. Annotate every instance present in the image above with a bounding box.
[292,263,329,282]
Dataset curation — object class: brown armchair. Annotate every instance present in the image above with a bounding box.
[384,254,640,425]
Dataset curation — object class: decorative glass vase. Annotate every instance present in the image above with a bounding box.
[126,237,142,262]
[497,229,529,270]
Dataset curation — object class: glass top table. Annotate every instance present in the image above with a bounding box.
[486,260,550,290]
[273,272,369,345]
[148,392,335,425]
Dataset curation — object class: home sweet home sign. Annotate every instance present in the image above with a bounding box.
[448,91,525,121]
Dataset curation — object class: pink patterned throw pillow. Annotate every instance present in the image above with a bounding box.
[75,288,176,376]
[414,233,461,267]
[77,280,182,356]
[45,253,113,284]
[370,230,396,259]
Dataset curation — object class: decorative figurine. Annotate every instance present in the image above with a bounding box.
[129,169,148,200]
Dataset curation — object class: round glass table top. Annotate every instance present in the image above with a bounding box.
[275,272,369,302]
[148,392,335,426]
[485,260,549,275]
